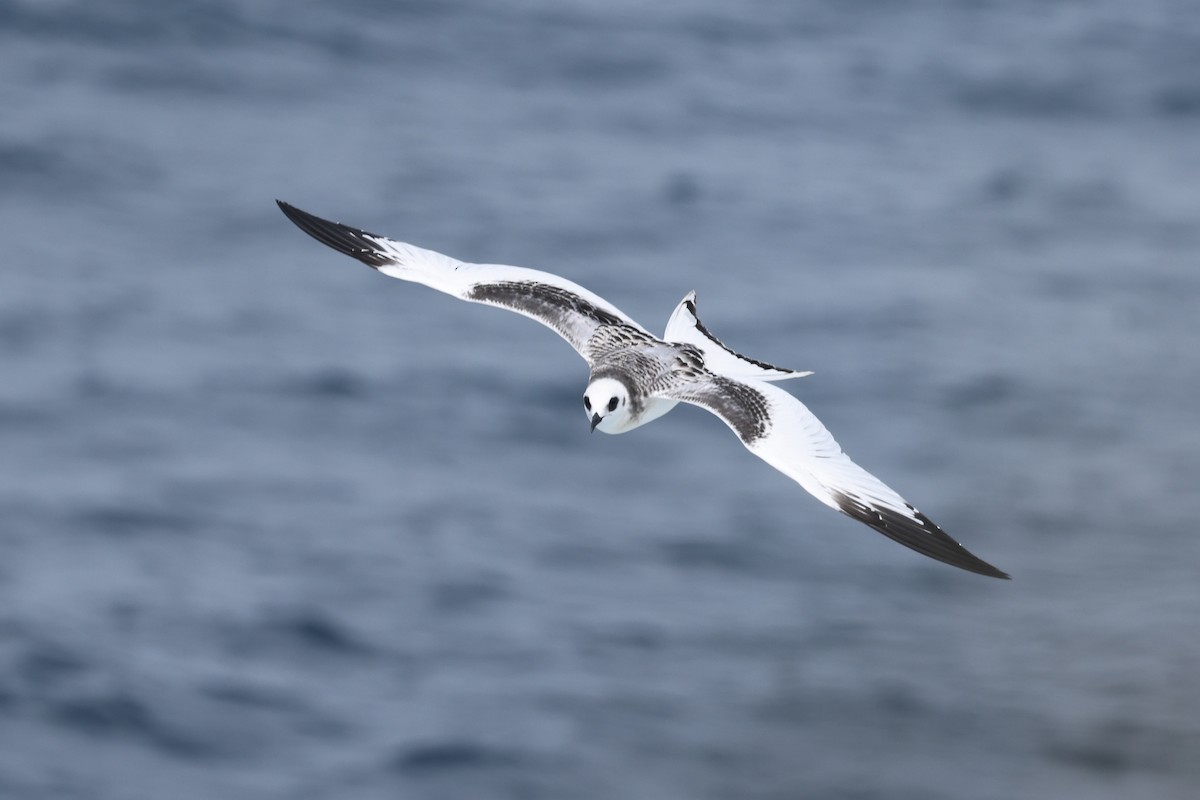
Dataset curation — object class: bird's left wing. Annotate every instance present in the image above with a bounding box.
[277,201,647,357]
[660,375,1009,578]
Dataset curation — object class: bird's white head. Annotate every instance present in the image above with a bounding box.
[583,376,633,434]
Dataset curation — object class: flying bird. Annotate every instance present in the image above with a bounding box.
[277,200,1008,579]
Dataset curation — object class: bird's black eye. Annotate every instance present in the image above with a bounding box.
[584,396,592,410]
[607,397,619,412]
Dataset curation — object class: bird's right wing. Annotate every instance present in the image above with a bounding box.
[277,201,648,358]
[661,374,1009,578]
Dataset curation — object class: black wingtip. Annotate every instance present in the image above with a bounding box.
[833,492,1010,579]
[276,200,394,269]
[907,507,1010,579]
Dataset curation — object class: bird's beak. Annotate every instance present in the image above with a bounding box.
[590,413,602,432]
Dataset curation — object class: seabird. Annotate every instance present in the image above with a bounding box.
[277,200,1008,579]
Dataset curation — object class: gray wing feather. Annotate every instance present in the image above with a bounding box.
[277,201,645,356]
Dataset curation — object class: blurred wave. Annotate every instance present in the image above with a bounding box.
[2,1,1199,798]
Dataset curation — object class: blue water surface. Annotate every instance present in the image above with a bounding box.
[2,2,1199,798]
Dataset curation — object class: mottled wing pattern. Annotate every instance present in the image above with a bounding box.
[277,201,646,357]
[661,375,1009,578]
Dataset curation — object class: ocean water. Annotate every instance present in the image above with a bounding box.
[2,1,1199,798]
